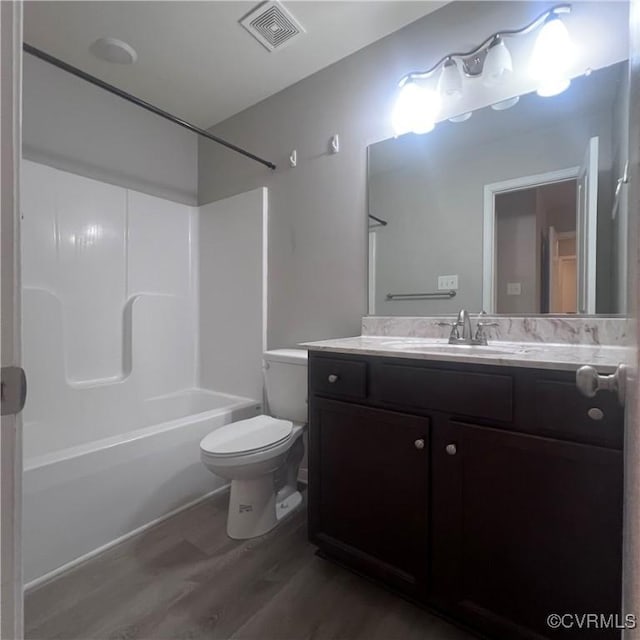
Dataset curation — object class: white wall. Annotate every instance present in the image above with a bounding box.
[198,1,628,347]
[496,191,539,314]
[198,188,268,402]
[21,161,198,457]
[23,55,198,205]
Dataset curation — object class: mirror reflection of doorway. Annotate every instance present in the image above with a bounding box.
[495,179,578,314]
[485,137,599,314]
[548,228,578,313]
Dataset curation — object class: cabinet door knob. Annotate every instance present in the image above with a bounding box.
[588,407,604,421]
[576,364,627,406]
[445,443,457,456]
[414,439,425,450]
[327,374,339,383]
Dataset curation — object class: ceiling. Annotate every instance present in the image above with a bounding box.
[23,1,447,128]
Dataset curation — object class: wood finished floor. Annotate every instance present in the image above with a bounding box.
[25,490,475,640]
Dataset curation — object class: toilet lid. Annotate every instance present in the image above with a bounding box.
[200,415,293,456]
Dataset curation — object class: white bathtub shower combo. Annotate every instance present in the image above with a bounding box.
[21,160,271,586]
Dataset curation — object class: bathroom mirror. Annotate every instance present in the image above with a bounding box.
[367,60,630,316]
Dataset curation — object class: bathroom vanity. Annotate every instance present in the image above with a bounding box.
[304,336,628,640]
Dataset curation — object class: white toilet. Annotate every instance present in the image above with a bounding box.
[199,349,307,539]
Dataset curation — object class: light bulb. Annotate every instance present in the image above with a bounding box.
[491,96,520,111]
[483,37,512,87]
[438,59,463,100]
[530,15,574,97]
[536,77,571,97]
[449,112,472,123]
[392,81,441,136]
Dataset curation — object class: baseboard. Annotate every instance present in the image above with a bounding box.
[24,484,230,593]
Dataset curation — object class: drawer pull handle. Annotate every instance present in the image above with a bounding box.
[414,439,425,450]
[328,374,339,384]
[588,407,604,421]
[445,443,457,456]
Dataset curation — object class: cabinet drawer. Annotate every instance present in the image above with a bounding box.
[524,376,624,449]
[310,357,367,399]
[371,361,513,422]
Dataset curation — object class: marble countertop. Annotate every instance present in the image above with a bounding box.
[301,336,634,373]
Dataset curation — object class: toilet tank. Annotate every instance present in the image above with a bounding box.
[263,349,308,423]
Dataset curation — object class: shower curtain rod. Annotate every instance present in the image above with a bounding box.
[23,43,277,171]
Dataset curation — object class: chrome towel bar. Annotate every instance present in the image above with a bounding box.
[386,291,457,301]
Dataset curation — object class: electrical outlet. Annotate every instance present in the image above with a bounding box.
[507,282,522,296]
[438,275,459,290]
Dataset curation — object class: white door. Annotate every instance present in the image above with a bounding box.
[0,2,24,638]
[576,136,599,314]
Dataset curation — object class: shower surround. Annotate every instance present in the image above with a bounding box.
[21,161,266,585]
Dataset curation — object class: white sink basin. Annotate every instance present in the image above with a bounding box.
[378,339,531,356]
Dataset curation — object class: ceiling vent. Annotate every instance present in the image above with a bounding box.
[240,1,305,52]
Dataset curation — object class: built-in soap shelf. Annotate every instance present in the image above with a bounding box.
[23,288,191,388]
[22,286,196,434]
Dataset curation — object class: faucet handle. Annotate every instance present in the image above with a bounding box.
[474,320,499,343]
[435,320,459,339]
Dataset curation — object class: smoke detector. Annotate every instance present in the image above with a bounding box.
[240,1,305,52]
[89,38,137,64]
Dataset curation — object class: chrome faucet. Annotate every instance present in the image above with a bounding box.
[455,309,473,342]
[437,310,499,345]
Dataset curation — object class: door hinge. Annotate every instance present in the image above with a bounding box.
[1,366,27,416]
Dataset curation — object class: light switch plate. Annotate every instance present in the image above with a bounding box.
[438,275,459,290]
[507,282,522,296]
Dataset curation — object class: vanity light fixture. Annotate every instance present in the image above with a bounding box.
[529,12,575,96]
[392,80,441,135]
[392,4,573,135]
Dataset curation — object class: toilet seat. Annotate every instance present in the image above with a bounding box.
[200,415,293,457]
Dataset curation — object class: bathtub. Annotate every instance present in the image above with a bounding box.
[23,388,262,588]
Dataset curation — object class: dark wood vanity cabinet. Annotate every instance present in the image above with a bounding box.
[308,351,624,640]
[432,419,623,639]
[309,398,429,595]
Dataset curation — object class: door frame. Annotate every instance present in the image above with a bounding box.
[0,2,24,638]
[623,0,640,632]
[368,230,377,315]
[576,136,600,315]
[482,167,580,313]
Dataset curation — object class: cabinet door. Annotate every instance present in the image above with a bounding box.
[432,420,623,639]
[309,397,429,595]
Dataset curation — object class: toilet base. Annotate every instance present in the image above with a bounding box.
[275,489,303,522]
[227,475,276,539]
[227,478,303,540]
